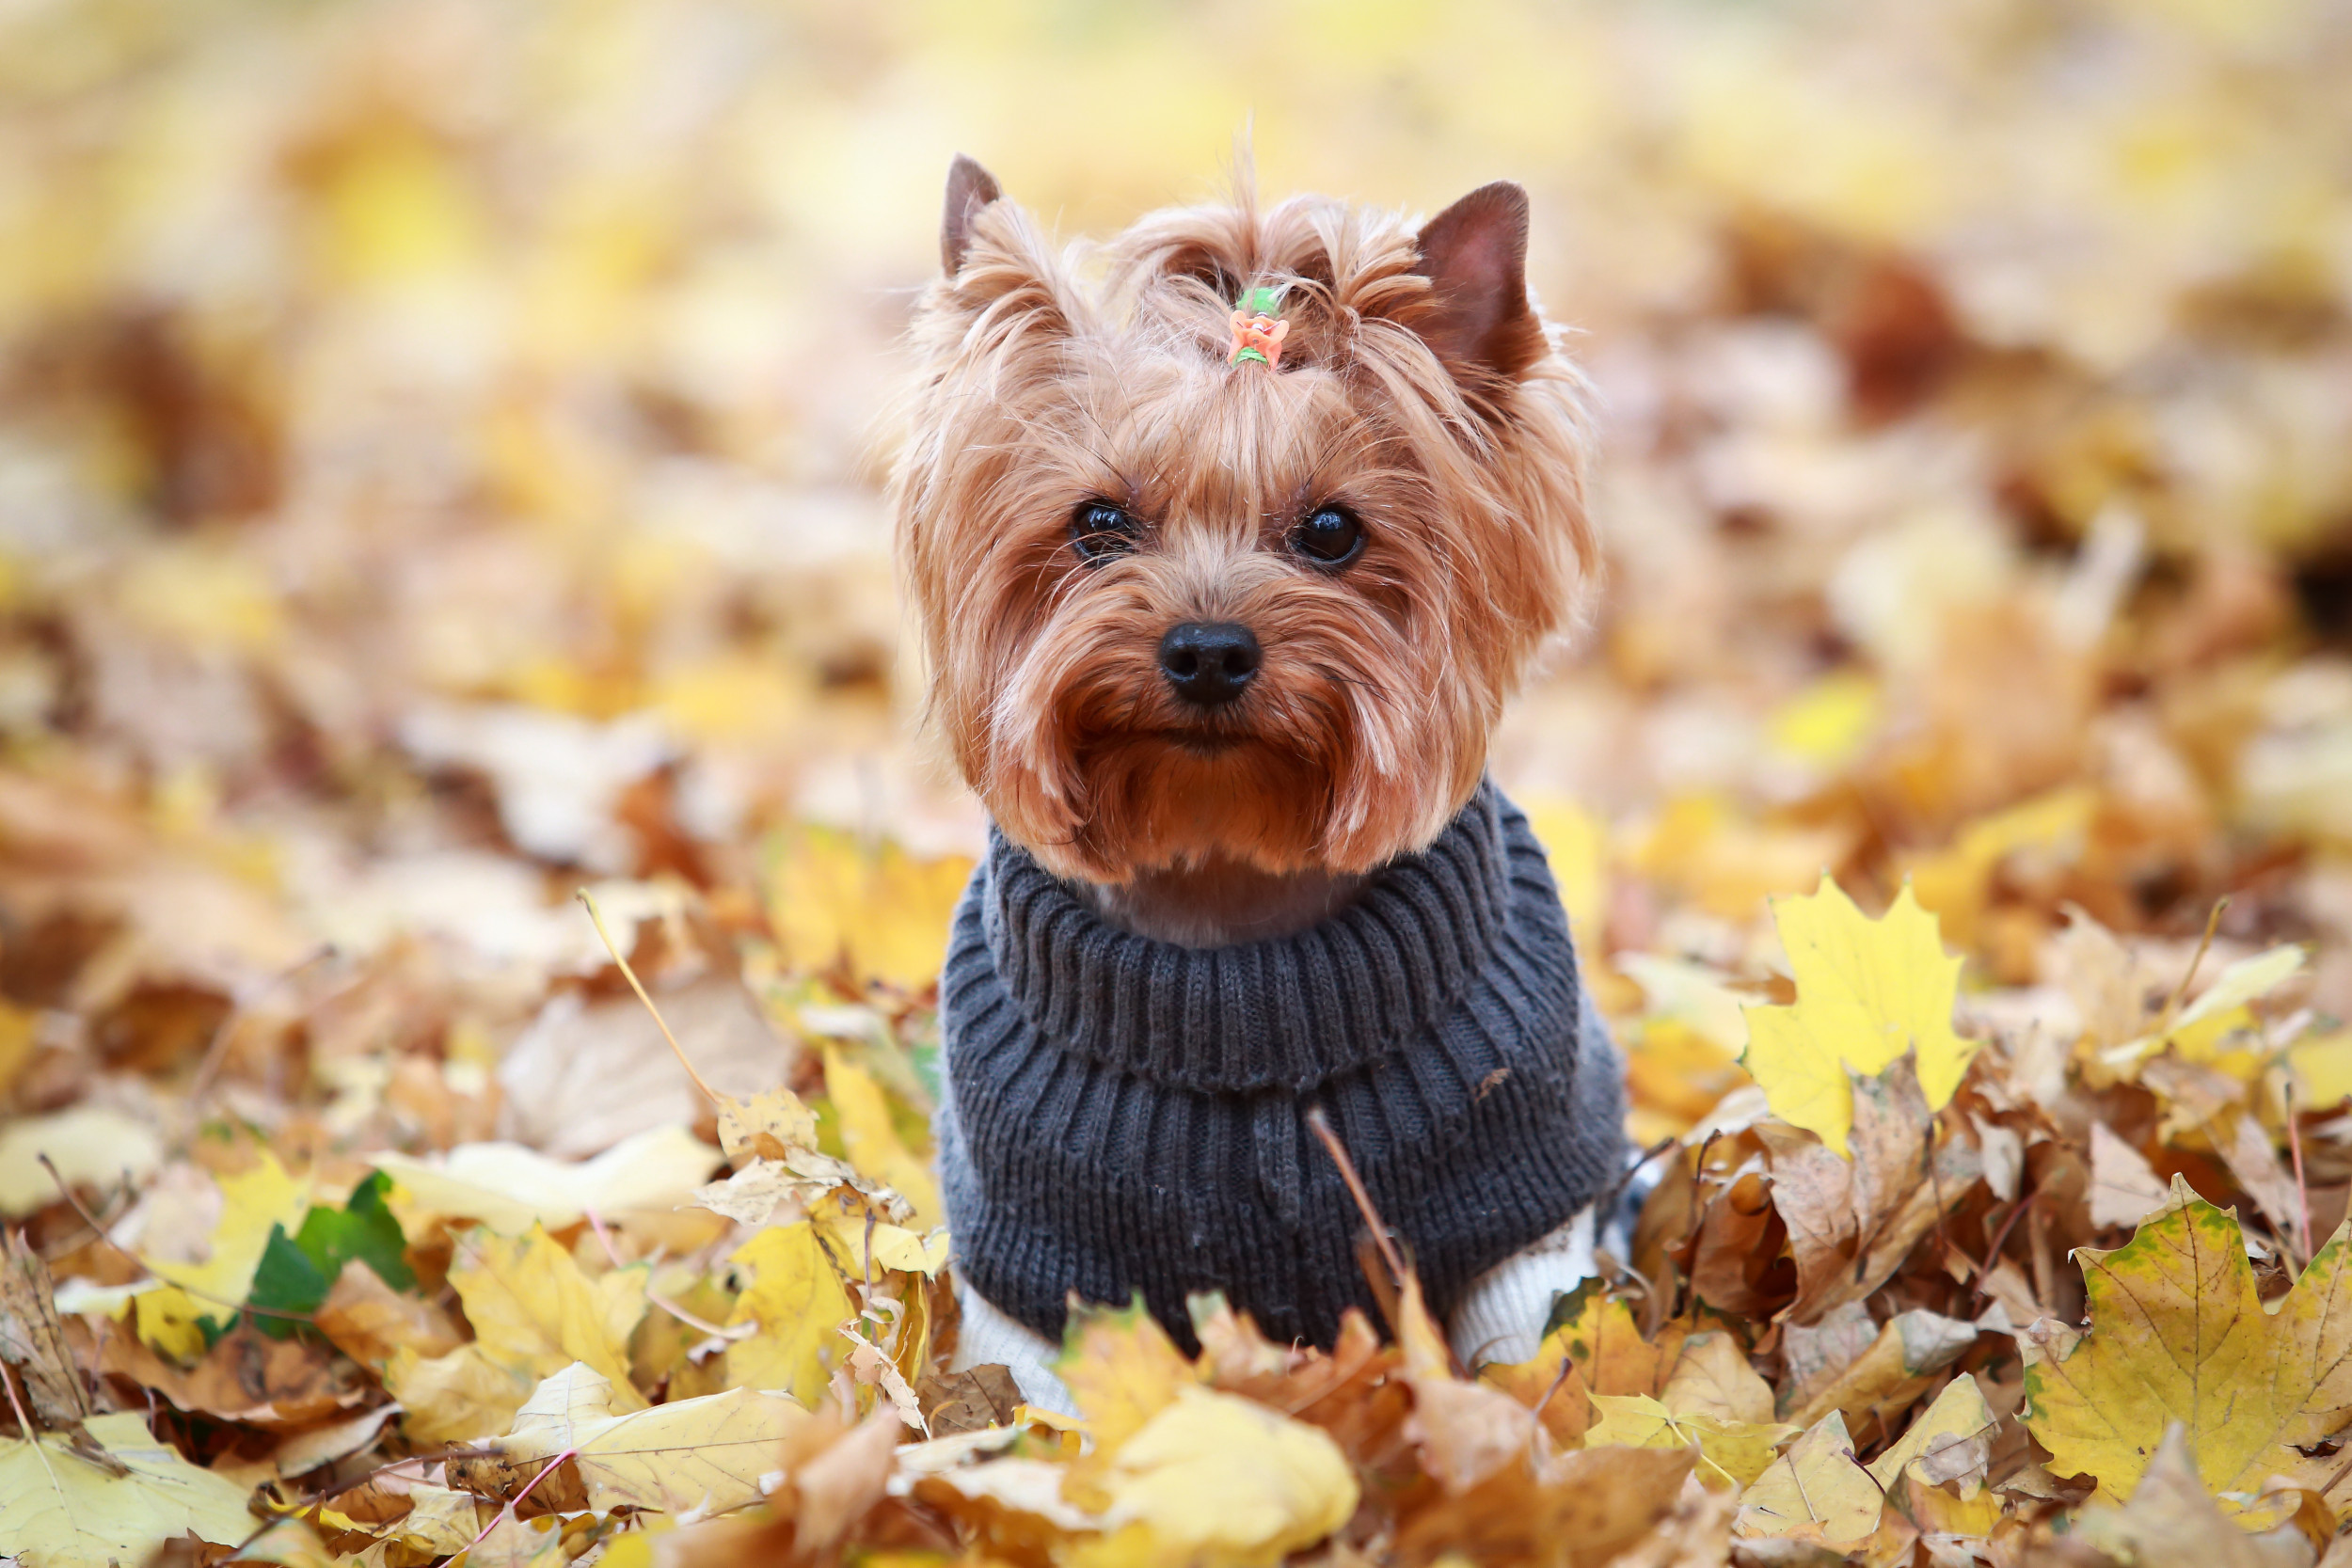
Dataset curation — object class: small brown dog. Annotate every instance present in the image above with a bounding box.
[894,158,1628,1406]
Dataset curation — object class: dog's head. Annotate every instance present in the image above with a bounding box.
[893,158,1593,885]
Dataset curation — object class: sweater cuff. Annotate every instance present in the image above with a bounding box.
[1445,1203,1597,1370]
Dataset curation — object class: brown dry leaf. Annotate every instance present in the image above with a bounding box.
[1784,1309,1979,1431]
[2087,1122,2170,1232]
[315,1258,464,1371]
[1686,1161,1792,1318]
[97,1320,368,1429]
[2213,1112,2305,1243]
[1390,1442,1697,1568]
[1763,1056,1984,1324]
[2,1229,94,1426]
[1395,1274,1547,1494]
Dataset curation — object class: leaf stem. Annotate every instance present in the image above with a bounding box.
[578,888,720,1107]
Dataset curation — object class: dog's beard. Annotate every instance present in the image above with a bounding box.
[978,579,1477,885]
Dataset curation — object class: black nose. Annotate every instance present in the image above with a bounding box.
[1158,622,1262,708]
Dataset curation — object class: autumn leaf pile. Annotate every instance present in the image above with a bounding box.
[1,1,2350,1565]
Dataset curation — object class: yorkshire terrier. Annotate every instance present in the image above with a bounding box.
[894,156,1631,1409]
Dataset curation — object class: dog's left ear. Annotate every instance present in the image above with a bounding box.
[942,155,1005,276]
[1412,182,1546,383]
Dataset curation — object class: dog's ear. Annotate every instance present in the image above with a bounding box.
[942,155,1005,276]
[1411,182,1546,383]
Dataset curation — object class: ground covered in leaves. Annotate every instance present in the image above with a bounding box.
[3,2,2352,1566]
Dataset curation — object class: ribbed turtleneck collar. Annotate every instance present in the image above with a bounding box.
[979,784,1514,1095]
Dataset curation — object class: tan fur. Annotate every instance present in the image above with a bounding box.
[892,175,1594,889]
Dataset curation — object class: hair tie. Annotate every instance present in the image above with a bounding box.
[1229,286,1290,370]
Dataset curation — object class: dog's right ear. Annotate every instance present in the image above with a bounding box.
[942,155,1004,277]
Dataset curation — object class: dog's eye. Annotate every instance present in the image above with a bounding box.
[1292,505,1365,567]
[1071,501,1142,562]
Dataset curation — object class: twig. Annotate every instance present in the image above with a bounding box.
[461,1447,580,1556]
[38,1154,315,1324]
[2,1362,65,1494]
[1970,1192,2037,1300]
[1304,1105,1407,1289]
[2286,1082,2314,1262]
[2153,896,2230,1042]
[1595,1135,1678,1231]
[579,889,720,1107]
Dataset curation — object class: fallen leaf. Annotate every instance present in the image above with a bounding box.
[0,1106,166,1219]
[387,1225,646,1440]
[1763,1058,1985,1323]
[481,1360,813,1515]
[0,1410,256,1567]
[3,1229,93,1425]
[1481,1281,1680,1445]
[1585,1391,1798,1490]
[1075,1386,1358,1567]
[765,824,971,989]
[2021,1177,2352,1505]
[1737,1409,1883,1544]
[2089,1121,2171,1231]
[315,1258,464,1371]
[1661,1330,1777,1425]
[2110,944,2309,1073]
[821,1045,941,1227]
[721,1222,850,1405]
[1741,878,1977,1157]
[2213,1112,2305,1243]
[373,1124,722,1235]
[148,1150,310,1328]
[2068,1422,2317,1568]
[1865,1373,1994,1494]
[1785,1308,1979,1431]
[98,1320,366,1428]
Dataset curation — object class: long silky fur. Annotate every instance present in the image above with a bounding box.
[891,175,1594,885]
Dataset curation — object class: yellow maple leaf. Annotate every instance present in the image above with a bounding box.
[389,1226,647,1440]
[1741,877,1975,1156]
[822,1046,942,1227]
[1584,1392,1798,1491]
[149,1150,310,1328]
[722,1223,851,1406]
[132,1286,211,1363]
[1866,1374,1994,1494]
[1067,1386,1359,1568]
[2104,942,2309,1081]
[489,1361,813,1515]
[1735,1410,1882,1544]
[1056,1297,1204,1511]
[766,822,972,989]
[1479,1284,1681,1445]
[2021,1177,2352,1506]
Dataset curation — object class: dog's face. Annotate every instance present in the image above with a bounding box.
[893,160,1593,885]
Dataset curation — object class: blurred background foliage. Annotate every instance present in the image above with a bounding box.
[0,0,2348,1141]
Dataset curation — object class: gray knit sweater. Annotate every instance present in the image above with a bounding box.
[933,783,1629,1353]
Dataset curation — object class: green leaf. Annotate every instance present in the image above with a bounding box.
[297,1171,415,1291]
[246,1172,415,1338]
[246,1223,328,1338]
